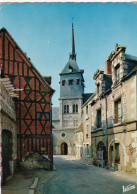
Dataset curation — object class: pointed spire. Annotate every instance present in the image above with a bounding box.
[69,23,76,60]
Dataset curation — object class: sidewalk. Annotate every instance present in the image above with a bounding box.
[2,169,38,194]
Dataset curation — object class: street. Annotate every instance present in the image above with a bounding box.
[35,156,137,194]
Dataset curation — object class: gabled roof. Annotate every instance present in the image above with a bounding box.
[0,28,55,96]
[60,59,81,75]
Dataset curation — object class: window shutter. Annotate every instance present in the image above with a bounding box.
[114,102,118,119]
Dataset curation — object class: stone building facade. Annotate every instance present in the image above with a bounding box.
[81,93,95,161]
[74,124,83,159]
[0,76,18,183]
[90,44,137,174]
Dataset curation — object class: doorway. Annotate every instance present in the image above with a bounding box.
[61,142,68,155]
[2,130,12,183]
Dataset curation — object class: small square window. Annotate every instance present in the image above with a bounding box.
[45,113,50,120]
[37,112,42,119]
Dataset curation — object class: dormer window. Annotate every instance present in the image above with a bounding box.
[69,65,73,72]
[115,64,120,84]
[68,79,73,85]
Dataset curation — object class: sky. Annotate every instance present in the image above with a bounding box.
[0,3,137,106]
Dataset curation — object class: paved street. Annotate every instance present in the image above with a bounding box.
[35,155,137,194]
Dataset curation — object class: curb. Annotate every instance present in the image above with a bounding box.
[29,177,39,194]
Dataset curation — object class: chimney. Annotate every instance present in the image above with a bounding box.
[105,57,112,74]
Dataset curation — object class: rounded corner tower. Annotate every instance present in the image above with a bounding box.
[59,23,85,129]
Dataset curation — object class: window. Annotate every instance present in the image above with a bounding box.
[97,142,106,160]
[61,133,66,138]
[86,144,89,156]
[64,105,69,113]
[115,143,120,163]
[45,113,50,120]
[68,79,73,85]
[69,65,73,72]
[73,104,78,113]
[86,105,88,115]
[76,104,78,113]
[97,83,100,96]
[62,80,65,86]
[37,112,42,119]
[76,79,80,85]
[73,120,78,127]
[110,142,120,165]
[115,64,120,84]
[114,98,122,124]
[86,124,89,138]
[25,77,31,82]
[73,104,75,113]
[97,109,101,128]
[64,105,66,113]
[64,120,68,127]
[67,105,69,113]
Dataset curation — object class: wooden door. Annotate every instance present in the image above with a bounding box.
[61,143,68,155]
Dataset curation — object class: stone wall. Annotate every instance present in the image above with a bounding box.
[0,79,17,182]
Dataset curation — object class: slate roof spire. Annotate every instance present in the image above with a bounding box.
[69,23,76,61]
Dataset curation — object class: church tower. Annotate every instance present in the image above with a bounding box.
[59,23,84,129]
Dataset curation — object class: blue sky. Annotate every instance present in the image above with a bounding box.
[0,3,137,106]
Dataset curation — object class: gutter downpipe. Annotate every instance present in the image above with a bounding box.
[105,95,109,169]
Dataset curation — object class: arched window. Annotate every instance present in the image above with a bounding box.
[76,104,78,113]
[73,104,75,113]
[64,105,66,113]
[67,105,69,113]
[73,104,78,113]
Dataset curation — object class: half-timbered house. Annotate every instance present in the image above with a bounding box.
[0,28,54,170]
